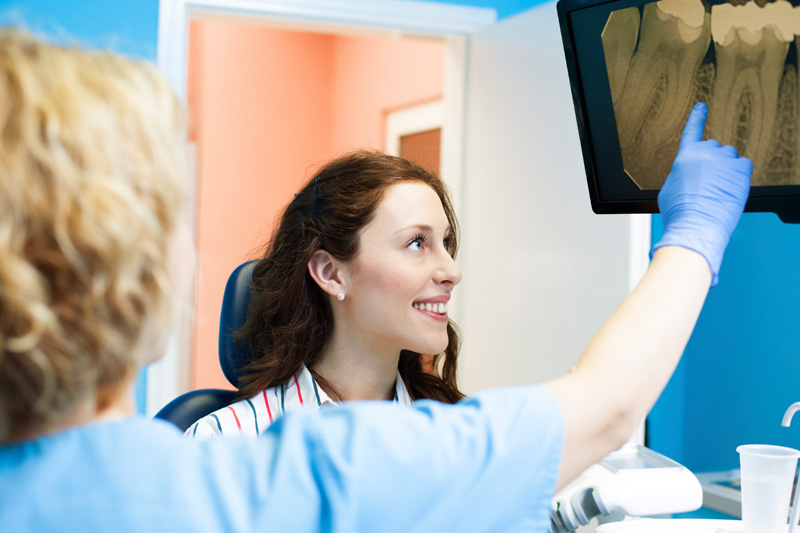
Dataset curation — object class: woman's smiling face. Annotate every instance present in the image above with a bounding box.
[342,181,462,356]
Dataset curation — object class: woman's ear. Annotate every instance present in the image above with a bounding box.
[307,250,345,297]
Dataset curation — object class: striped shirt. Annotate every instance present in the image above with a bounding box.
[185,364,413,440]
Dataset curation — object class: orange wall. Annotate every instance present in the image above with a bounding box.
[188,20,444,390]
[330,35,445,154]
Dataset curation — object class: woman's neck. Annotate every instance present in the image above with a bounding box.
[311,333,400,402]
[7,381,136,443]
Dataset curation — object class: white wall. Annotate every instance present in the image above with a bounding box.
[455,2,636,393]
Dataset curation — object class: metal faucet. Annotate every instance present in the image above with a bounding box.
[782,402,800,428]
[783,402,800,533]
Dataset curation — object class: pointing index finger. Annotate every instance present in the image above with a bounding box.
[679,102,708,150]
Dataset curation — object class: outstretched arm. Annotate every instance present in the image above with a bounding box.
[546,245,710,487]
[216,385,563,532]
[544,103,753,489]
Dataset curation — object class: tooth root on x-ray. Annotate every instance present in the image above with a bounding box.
[602,7,641,105]
[794,37,800,186]
[692,59,715,108]
[648,39,718,187]
[761,64,797,186]
[707,0,796,185]
[609,0,710,190]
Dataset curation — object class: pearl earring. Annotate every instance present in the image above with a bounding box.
[337,292,345,301]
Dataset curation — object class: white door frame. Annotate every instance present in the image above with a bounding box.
[385,99,444,158]
[149,0,497,415]
[158,0,497,99]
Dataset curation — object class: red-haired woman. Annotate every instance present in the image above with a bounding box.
[188,152,465,438]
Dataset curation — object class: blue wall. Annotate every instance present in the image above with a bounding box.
[0,1,158,60]
[418,0,547,19]
[648,213,800,473]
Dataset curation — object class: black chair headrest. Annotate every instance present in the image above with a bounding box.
[218,260,258,388]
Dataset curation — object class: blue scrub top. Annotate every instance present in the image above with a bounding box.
[0,385,563,532]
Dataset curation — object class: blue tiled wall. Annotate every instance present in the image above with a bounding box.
[648,213,800,473]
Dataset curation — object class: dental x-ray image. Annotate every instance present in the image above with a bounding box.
[602,0,800,190]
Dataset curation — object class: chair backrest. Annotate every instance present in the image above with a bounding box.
[154,260,259,431]
[153,388,237,431]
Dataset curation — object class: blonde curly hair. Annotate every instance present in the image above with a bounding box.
[0,29,184,441]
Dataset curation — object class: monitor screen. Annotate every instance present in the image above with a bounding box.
[557,0,800,222]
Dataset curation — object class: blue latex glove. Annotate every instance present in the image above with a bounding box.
[650,102,753,287]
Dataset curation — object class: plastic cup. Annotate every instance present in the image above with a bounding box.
[737,444,800,533]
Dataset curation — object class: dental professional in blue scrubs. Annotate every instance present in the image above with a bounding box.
[0,30,752,532]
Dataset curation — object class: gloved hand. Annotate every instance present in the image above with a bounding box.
[650,102,753,287]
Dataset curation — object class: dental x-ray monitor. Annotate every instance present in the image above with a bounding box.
[557,0,800,223]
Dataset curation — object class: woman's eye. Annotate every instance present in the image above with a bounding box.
[443,237,452,251]
[408,234,426,250]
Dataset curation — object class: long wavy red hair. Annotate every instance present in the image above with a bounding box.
[236,151,464,403]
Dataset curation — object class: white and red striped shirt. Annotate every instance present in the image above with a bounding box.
[185,364,413,440]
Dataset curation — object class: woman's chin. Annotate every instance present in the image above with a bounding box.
[410,338,449,358]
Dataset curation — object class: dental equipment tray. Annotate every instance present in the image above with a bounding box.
[556,0,800,223]
[696,470,743,518]
[698,467,800,518]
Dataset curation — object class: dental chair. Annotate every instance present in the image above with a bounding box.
[154,260,258,431]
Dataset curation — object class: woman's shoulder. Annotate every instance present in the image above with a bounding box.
[184,370,323,440]
[183,386,281,440]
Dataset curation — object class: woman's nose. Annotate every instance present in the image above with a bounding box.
[434,250,462,287]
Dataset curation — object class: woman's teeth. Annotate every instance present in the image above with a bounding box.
[414,302,447,313]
